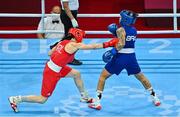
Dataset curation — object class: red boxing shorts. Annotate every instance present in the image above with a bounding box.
[41,64,72,97]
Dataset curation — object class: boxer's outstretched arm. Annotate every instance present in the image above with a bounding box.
[74,38,119,50]
[77,43,103,50]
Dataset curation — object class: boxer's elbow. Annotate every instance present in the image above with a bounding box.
[116,40,125,51]
[48,51,52,56]
[120,40,125,47]
[120,43,125,48]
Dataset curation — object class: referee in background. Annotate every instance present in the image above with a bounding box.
[60,0,82,65]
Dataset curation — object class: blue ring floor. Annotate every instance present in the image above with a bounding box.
[0,38,180,117]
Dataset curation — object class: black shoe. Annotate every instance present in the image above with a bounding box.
[68,59,83,65]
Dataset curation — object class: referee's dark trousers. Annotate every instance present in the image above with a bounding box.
[60,10,78,37]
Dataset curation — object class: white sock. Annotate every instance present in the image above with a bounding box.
[81,91,88,98]
[14,95,22,103]
[96,90,103,100]
[147,87,155,96]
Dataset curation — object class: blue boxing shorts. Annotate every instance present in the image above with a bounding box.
[105,53,141,75]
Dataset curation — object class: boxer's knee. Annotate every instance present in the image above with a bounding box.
[100,69,111,81]
[135,73,151,89]
[38,95,48,104]
[73,70,81,79]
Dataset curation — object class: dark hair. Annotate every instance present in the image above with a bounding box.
[50,34,74,49]
[61,34,74,41]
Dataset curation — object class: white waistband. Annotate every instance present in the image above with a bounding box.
[47,59,62,73]
[118,48,135,54]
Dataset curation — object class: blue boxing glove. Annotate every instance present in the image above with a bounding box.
[108,23,118,37]
[111,47,118,55]
[102,48,117,63]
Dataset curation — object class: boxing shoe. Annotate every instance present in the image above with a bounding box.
[88,99,102,110]
[8,96,21,112]
[80,92,93,103]
[151,95,161,106]
[80,97,93,103]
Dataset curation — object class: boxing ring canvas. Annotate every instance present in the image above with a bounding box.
[0,38,180,117]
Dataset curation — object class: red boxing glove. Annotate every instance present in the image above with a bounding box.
[103,38,119,48]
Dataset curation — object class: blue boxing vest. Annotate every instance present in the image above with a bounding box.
[122,26,137,49]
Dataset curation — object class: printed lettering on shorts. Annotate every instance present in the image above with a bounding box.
[126,36,136,41]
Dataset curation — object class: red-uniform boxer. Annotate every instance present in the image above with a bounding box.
[8,28,120,112]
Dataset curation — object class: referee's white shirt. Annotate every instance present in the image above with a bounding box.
[61,0,79,10]
[37,16,64,39]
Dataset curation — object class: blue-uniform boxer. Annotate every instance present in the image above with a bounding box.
[89,10,161,110]
[104,12,140,76]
